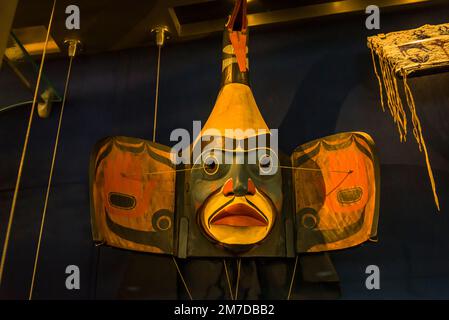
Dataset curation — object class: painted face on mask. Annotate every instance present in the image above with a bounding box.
[190,138,283,248]
[89,4,381,263]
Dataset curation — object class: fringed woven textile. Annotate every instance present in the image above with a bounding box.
[368,23,449,211]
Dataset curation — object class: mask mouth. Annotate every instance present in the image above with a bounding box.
[209,202,268,227]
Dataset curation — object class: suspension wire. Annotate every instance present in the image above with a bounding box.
[325,170,353,197]
[223,259,235,300]
[287,255,299,300]
[122,162,354,179]
[28,43,78,300]
[0,101,34,114]
[152,45,162,142]
[0,0,57,286]
[278,165,352,174]
[172,256,193,300]
[234,258,241,300]
[91,242,103,299]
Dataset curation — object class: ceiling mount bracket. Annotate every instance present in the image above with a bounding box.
[38,39,81,118]
[151,26,170,48]
[64,39,81,57]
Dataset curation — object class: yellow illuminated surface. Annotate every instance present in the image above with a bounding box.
[5,26,60,60]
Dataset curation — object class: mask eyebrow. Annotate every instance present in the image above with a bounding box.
[192,147,279,166]
[193,149,225,165]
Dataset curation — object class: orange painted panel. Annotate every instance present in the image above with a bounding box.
[90,136,175,254]
[293,132,380,253]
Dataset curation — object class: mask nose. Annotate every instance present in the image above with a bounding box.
[222,178,256,196]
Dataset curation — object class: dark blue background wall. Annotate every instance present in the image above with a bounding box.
[1,4,449,299]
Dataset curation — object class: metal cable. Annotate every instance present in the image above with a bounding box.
[0,101,34,113]
[287,255,299,300]
[223,259,235,300]
[172,256,193,300]
[152,45,161,142]
[235,258,241,300]
[0,0,57,286]
[28,49,76,300]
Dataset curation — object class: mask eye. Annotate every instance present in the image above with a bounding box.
[203,155,219,175]
[259,154,273,174]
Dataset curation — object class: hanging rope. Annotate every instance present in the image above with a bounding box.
[28,41,78,300]
[0,0,57,286]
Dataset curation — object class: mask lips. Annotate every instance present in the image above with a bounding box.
[209,202,268,227]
